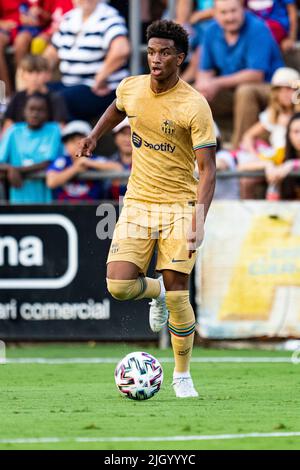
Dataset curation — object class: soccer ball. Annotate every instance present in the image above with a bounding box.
[114,351,163,400]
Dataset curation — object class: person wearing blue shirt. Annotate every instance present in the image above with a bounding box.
[195,0,284,148]
[0,93,62,203]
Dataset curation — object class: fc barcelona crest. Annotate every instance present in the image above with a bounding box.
[161,120,175,135]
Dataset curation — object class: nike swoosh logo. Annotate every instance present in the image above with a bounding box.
[172,259,186,263]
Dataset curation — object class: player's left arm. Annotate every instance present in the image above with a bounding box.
[187,146,216,258]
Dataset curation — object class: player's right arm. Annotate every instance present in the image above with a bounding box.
[76,100,126,158]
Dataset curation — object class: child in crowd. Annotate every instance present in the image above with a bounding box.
[265,112,300,199]
[245,0,298,50]
[104,118,132,200]
[47,120,123,202]
[238,67,300,198]
[0,93,62,203]
[2,54,68,134]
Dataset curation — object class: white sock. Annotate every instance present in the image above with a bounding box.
[158,275,166,300]
[173,370,191,380]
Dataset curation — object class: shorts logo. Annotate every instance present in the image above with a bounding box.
[132,132,143,148]
[162,120,175,135]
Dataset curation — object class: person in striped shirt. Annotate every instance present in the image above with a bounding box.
[44,0,130,121]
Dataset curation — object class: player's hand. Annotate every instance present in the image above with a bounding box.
[186,213,204,258]
[76,135,97,158]
[7,167,23,188]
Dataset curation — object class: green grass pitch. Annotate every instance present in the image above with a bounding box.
[0,343,300,450]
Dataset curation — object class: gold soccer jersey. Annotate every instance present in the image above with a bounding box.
[116,75,216,204]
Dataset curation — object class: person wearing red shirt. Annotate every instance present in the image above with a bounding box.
[31,0,73,54]
[14,0,52,64]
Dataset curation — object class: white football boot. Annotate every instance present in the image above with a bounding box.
[149,276,169,333]
[172,376,199,398]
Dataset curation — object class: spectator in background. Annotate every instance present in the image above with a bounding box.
[238,67,300,198]
[175,0,215,84]
[14,0,52,64]
[0,93,62,203]
[44,0,130,121]
[245,0,298,51]
[2,54,68,134]
[265,112,300,199]
[214,125,240,200]
[196,0,284,148]
[108,0,128,24]
[194,122,240,199]
[0,0,20,98]
[241,67,300,157]
[30,0,74,55]
[190,0,215,58]
[47,120,123,202]
[104,117,132,200]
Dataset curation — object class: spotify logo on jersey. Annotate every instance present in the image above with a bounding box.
[132,132,143,148]
[132,132,176,153]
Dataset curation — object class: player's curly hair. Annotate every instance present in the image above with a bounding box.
[146,20,189,57]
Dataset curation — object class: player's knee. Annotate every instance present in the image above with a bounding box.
[166,290,195,324]
[165,290,190,310]
[106,278,138,301]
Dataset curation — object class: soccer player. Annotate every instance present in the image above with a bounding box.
[76,20,216,398]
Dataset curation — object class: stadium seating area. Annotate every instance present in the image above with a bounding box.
[1,0,300,203]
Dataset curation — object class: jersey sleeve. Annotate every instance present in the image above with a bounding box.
[189,98,216,151]
[115,78,127,112]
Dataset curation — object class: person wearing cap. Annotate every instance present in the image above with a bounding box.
[104,117,132,200]
[238,67,300,198]
[47,120,123,202]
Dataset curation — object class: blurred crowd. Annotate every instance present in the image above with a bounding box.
[0,0,300,204]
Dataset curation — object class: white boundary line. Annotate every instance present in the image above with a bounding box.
[1,432,300,445]
[2,357,295,364]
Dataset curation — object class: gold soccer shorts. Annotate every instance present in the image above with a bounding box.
[107,202,197,275]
